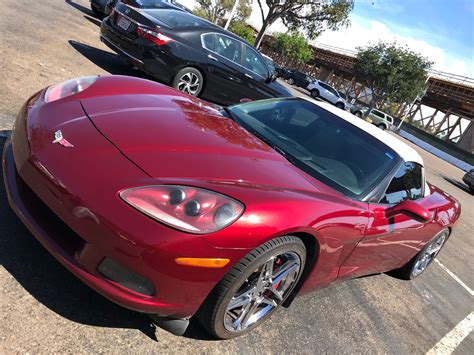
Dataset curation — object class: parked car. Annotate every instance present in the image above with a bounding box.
[3,75,461,339]
[100,4,291,105]
[351,106,395,130]
[285,69,314,88]
[462,169,474,193]
[275,66,291,78]
[91,0,189,17]
[307,80,346,109]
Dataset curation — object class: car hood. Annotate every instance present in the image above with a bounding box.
[80,94,336,195]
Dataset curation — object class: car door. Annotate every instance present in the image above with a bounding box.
[200,32,249,105]
[318,82,338,103]
[239,45,280,100]
[338,162,440,279]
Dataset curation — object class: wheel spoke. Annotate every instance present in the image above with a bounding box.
[227,286,256,311]
[272,260,299,286]
[240,300,259,329]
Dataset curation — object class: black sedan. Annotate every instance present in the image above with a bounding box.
[100,4,292,105]
[462,169,474,193]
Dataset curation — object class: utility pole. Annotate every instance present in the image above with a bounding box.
[224,0,239,30]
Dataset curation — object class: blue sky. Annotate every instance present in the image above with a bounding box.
[351,0,473,72]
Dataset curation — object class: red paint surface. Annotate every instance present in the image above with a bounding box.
[3,76,461,318]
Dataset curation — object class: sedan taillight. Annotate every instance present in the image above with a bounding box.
[137,27,173,46]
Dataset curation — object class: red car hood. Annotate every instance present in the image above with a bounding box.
[81,94,337,195]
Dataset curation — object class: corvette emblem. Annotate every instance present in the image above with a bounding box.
[52,130,73,148]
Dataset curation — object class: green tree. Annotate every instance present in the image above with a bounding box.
[229,22,255,44]
[254,0,354,48]
[273,32,312,64]
[354,41,433,118]
[194,0,251,25]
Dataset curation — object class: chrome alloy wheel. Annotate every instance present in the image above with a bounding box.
[412,233,446,277]
[224,252,301,332]
[176,72,200,95]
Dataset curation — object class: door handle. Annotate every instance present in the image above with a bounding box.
[245,73,253,79]
[208,54,218,61]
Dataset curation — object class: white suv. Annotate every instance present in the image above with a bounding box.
[307,80,346,109]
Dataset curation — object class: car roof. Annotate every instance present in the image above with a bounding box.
[302,98,424,166]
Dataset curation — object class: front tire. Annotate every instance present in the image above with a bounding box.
[287,78,295,85]
[311,89,320,98]
[377,123,387,130]
[355,111,362,118]
[335,102,345,109]
[198,236,306,339]
[172,67,204,97]
[393,228,449,280]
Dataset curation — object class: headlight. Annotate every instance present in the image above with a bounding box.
[44,76,98,103]
[120,185,245,234]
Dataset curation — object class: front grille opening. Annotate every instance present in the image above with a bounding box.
[15,169,86,257]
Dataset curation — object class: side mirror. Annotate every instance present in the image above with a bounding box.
[266,73,277,83]
[385,200,432,221]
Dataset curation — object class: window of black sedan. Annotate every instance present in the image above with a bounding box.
[227,98,400,199]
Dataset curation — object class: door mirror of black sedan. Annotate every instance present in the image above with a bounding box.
[385,199,432,221]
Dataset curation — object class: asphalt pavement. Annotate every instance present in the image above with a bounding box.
[0,1,472,353]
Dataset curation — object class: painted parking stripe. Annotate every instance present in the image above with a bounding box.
[435,260,474,296]
[426,312,474,355]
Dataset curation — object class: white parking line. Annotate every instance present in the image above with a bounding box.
[426,312,474,355]
[435,259,474,297]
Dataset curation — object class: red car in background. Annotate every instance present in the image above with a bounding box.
[2,75,461,339]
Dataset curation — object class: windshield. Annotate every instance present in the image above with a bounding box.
[227,98,400,198]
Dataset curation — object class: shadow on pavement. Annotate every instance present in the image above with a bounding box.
[68,40,153,80]
[0,135,212,341]
[443,176,472,195]
[65,0,95,17]
[83,14,103,27]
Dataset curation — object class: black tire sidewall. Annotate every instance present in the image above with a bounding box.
[311,89,319,98]
[172,67,204,96]
[202,236,306,339]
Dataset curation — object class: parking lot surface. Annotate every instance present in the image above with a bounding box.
[0,1,472,353]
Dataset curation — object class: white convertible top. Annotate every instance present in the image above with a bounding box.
[311,99,424,166]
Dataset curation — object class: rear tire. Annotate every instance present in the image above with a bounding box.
[335,102,345,109]
[391,228,449,280]
[198,236,306,339]
[287,78,295,85]
[355,111,362,118]
[91,6,105,18]
[311,89,320,98]
[172,67,204,97]
[377,123,386,130]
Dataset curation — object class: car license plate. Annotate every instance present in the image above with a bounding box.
[117,16,131,31]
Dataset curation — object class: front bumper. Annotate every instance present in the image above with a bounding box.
[2,98,245,319]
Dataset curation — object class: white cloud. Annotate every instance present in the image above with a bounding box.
[313,15,474,77]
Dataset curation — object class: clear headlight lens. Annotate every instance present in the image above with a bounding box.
[120,185,245,234]
[44,76,98,103]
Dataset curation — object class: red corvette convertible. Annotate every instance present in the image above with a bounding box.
[3,75,460,339]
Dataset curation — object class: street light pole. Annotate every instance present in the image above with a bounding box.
[224,0,239,30]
